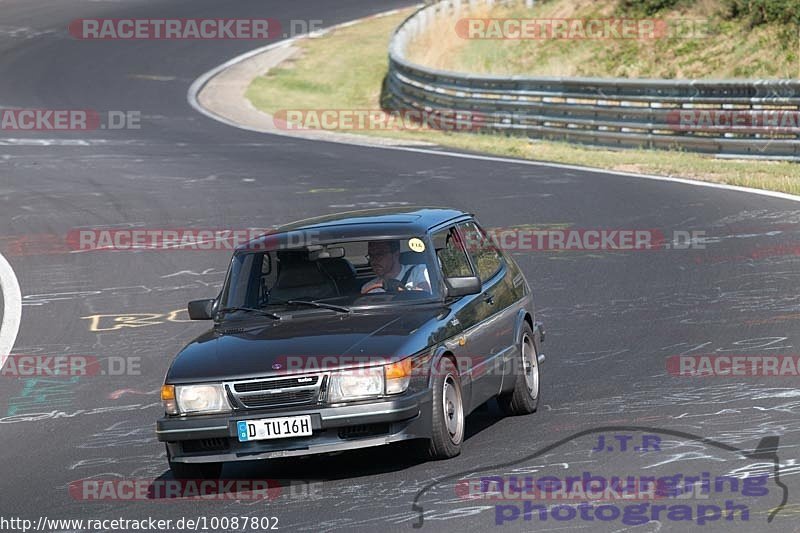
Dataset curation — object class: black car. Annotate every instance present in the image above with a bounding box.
[157,207,545,478]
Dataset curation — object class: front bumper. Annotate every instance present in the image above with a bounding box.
[157,388,432,463]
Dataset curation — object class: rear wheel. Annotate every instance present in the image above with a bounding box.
[497,324,540,416]
[426,357,464,459]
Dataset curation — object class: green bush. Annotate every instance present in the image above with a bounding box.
[722,0,800,26]
[618,0,800,26]
[617,0,687,16]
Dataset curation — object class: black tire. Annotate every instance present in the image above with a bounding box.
[167,447,223,479]
[426,357,465,459]
[497,324,540,416]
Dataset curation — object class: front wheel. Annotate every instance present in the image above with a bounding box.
[497,324,540,416]
[426,357,464,459]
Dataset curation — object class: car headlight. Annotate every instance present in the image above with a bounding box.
[328,367,383,402]
[327,358,414,402]
[162,383,230,415]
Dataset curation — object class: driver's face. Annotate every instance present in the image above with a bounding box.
[368,242,399,278]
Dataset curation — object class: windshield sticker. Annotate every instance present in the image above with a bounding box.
[408,238,426,253]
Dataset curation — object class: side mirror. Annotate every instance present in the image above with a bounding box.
[444,276,481,298]
[188,299,215,320]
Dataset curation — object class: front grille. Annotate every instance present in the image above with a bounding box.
[227,373,324,409]
[239,389,317,408]
[234,376,318,393]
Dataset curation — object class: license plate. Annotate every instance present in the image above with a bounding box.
[237,415,312,442]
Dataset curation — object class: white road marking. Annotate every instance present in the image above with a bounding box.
[0,139,146,146]
[0,251,22,368]
[389,147,800,204]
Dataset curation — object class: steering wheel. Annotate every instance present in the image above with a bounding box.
[362,278,405,294]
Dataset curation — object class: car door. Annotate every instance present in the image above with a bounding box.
[430,224,495,412]
[456,220,517,400]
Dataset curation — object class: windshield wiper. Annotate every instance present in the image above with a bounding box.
[283,300,352,314]
[217,307,281,320]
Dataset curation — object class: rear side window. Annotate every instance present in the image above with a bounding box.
[431,227,474,278]
[459,222,502,282]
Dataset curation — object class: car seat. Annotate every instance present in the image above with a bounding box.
[269,252,337,302]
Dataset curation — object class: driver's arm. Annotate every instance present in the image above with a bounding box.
[361,278,385,294]
[406,265,431,292]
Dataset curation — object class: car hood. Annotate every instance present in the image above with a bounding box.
[166,308,444,383]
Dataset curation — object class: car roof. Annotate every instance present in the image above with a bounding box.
[238,207,472,251]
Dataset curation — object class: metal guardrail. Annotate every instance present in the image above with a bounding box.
[386,0,800,158]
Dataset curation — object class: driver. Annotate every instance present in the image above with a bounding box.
[361,240,431,294]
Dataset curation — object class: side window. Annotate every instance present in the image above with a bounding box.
[459,222,502,282]
[431,227,474,278]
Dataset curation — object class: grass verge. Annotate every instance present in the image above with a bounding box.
[405,0,800,79]
[246,8,800,196]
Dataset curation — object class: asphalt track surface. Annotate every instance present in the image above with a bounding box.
[1,1,800,532]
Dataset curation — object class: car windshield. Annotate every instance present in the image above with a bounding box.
[219,237,442,311]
